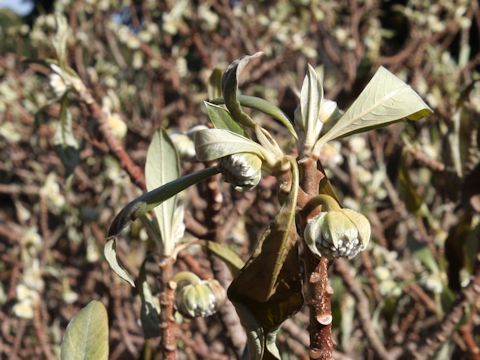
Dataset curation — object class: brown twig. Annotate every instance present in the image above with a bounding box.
[335,259,393,359]
[407,263,480,359]
[75,88,146,191]
[298,157,334,360]
[32,303,56,360]
[204,174,246,358]
[159,258,177,360]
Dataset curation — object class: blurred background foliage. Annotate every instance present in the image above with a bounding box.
[0,0,479,359]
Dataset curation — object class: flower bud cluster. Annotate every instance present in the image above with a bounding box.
[174,273,226,318]
[220,153,263,192]
[304,205,370,260]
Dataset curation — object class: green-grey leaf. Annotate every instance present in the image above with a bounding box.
[54,13,69,69]
[104,238,135,286]
[204,102,245,135]
[53,95,79,175]
[222,52,263,128]
[201,240,245,277]
[211,95,297,139]
[314,66,432,151]
[194,128,268,162]
[145,129,181,256]
[60,300,109,360]
[208,67,223,100]
[297,64,323,150]
[137,259,161,338]
[108,166,220,238]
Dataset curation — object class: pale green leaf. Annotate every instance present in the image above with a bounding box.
[208,67,223,100]
[204,102,245,135]
[201,240,245,277]
[54,13,69,69]
[137,259,161,338]
[211,95,297,139]
[108,166,221,238]
[222,52,263,128]
[314,66,432,151]
[194,128,268,162]
[104,238,135,287]
[297,64,323,150]
[145,129,181,256]
[60,301,109,360]
[53,95,79,175]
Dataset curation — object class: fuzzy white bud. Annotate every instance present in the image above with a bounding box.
[304,208,370,259]
[220,153,262,192]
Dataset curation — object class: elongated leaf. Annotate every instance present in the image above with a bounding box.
[222,53,263,128]
[201,240,245,277]
[108,166,221,238]
[54,13,69,69]
[104,238,135,286]
[145,129,181,256]
[228,157,303,358]
[314,66,432,151]
[208,67,223,100]
[211,95,297,139]
[194,128,268,162]
[60,301,109,360]
[137,259,161,338]
[204,102,245,135]
[297,64,323,150]
[53,95,79,175]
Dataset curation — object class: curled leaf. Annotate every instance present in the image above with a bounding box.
[211,95,297,139]
[194,128,268,162]
[104,238,135,287]
[222,52,263,128]
[204,102,245,135]
[108,166,221,238]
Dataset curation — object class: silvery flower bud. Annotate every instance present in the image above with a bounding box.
[175,278,226,318]
[304,208,370,259]
[220,153,262,192]
[319,99,340,123]
[49,73,67,97]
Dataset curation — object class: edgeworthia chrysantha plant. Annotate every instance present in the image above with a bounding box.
[105,53,432,359]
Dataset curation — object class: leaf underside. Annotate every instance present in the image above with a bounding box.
[60,300,109,360]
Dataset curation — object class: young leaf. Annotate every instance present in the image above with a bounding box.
[145,129,181,256]
[222,52,263,128]
[104,238,135,287]
[108,166,221,238]
[207,67,223,100]
[313,66,432,152]
[297,64,323,151]
[204,102,246,135]
[201,240,245,277]
[137,259,161,338]
[60,301,109,360]
[194,128,269,162]
[211,95,297,139]
[53,95,79,175]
